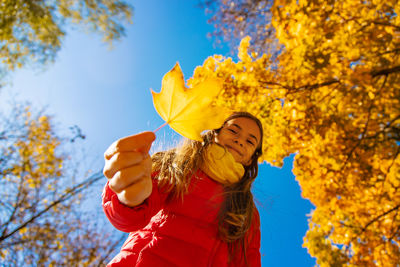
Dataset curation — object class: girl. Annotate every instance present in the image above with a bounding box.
[102,112,263,266]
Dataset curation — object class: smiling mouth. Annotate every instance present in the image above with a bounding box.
[226,145,242,156]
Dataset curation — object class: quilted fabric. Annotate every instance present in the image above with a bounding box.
[102,170,261,267]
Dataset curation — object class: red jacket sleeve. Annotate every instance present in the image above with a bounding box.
[102,177,165,233]
[246,208,261,267]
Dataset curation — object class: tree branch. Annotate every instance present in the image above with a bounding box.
[96,233,127,266]
[1,163,27,238]
[361,204,400,233]
[257,64,400,94]
[369,20,400,31]
[371,65,400,77]
[0,172,104,243]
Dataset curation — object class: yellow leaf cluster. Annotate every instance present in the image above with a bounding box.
[0,0,132,80]
[188,38,287,165]
[191,0,400,264]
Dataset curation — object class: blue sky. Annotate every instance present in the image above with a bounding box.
[1,1,315,266]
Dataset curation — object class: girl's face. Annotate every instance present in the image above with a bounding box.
[215,117,261,166]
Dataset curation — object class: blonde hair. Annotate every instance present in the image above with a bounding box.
[152,112,263,263]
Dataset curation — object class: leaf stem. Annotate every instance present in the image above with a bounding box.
[153,122,168,133]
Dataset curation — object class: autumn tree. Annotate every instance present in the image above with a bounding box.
[202,0,277,55]
[0,102,124,266]
[195,0,400,265]
[0,0,133,83]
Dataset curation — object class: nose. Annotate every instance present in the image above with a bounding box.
[234,138,244,147]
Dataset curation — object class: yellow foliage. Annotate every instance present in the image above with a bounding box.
[0,0,133,80]
[193,0,400,264]
[0,104,118,265]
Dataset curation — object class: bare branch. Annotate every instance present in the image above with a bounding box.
[371,65,400,77]
[0,172,104,243]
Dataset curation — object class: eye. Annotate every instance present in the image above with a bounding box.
[247,140,254,146]
[228,128,237,134]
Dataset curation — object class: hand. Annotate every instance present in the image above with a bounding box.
[103,131,156,207]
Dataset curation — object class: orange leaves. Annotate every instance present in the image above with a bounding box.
[189,38,287,165]
[198,0,400,264]
[237,36,252,62]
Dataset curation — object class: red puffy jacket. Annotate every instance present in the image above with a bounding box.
[102,170,261,266]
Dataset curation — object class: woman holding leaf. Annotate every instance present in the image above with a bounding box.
[102,65,263,266]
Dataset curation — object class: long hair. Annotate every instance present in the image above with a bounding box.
[152,112,263,261]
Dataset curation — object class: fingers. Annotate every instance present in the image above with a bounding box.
[104,131,156,160]
[103,131,155,207]
[107,155,152,193]
[103,151,145,179]
[117,176,153,207]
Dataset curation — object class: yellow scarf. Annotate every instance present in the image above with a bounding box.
[201,144,245,185]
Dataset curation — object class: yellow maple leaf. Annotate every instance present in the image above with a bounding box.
[151,63,230,141]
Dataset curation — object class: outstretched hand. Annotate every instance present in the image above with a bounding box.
[103,131,156,207]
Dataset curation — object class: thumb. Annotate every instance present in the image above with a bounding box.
[104,131,156,160]
[137,132,156,154]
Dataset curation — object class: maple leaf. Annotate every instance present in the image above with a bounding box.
[151,63,230,141]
